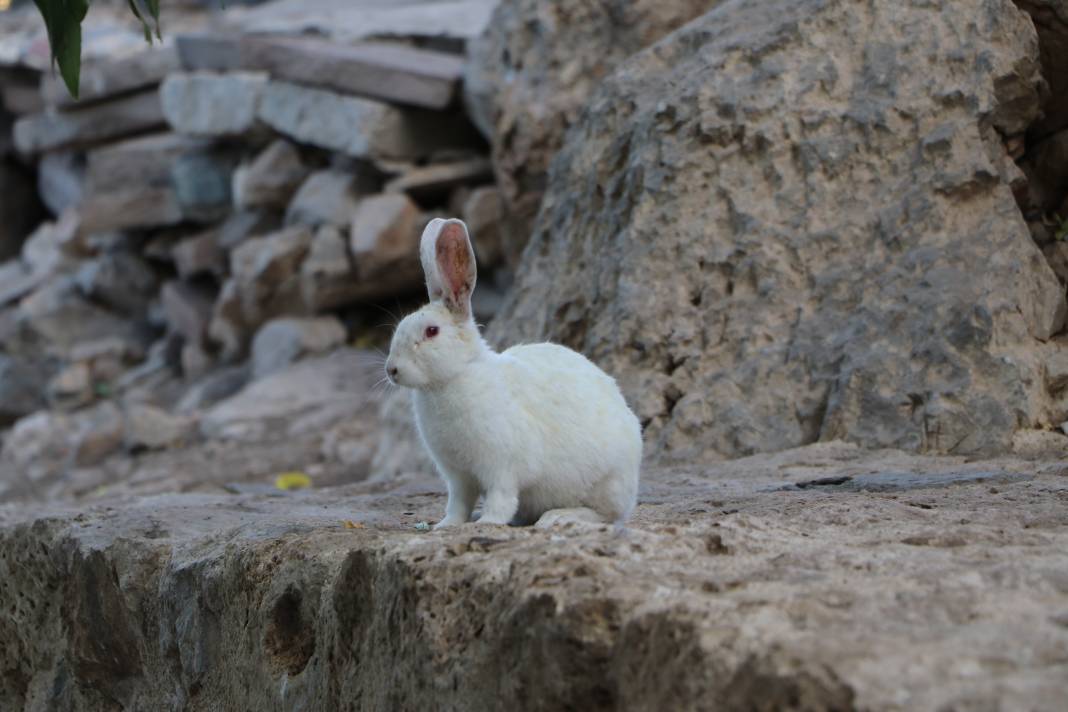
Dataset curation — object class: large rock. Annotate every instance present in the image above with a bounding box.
[490,0,1064,461]
[1,445,1067,710]
[464,0,719,253]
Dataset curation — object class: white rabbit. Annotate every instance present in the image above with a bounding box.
[384,218,641,528]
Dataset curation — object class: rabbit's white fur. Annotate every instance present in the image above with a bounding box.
[385,218,641,527]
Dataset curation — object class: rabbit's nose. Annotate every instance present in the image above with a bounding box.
[387,365,399,381]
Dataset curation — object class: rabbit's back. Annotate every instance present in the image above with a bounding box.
[501,342,642,521]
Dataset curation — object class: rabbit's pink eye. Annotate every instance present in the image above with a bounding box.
[425,325,439,339]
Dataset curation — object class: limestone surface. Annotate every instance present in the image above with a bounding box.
[0,444,1065,711]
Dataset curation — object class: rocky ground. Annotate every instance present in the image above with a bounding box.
[2,443,1066,710]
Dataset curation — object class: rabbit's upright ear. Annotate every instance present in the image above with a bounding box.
[420,218,476,318]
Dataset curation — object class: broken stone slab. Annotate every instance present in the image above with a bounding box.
[13,90,165,154]
[257,80,480,161]
[170,151,237,222]
[172,229,226,280]
[0,354,50,426]
[122,403,197,452]
[173,211,282,280]
[348,193,423,295]
[81,133,238,231]
[0,259,46,308]
[200,347,372,440]
[232,139,309,211]
[239,36,463,109]
[46,361,94,411]
[75,252,159,317]
[251,316,348,381]
[79,187,184,234]
[462,185,504,268]
[85,132,212,194]
[230,226,313,327]
[174,364,250,415]
[19,210,80,277]
[40,45,180,109]
[175,33,243,72]
[384,157,493,197]
[218,210,283,252]
[0,400,124,484]
[160,72,267,137]
[285,170,362,228]
[208,279,249,362]
[16,278,152,361]
[222,0,499,44]
[36,151,85,216]
[300,225,361,312]
[161,281,216,348]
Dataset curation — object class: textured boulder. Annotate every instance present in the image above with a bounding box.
[491,0,1065,461]
[464,0,720,257]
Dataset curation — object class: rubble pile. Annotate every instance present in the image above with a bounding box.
[0,0,504,497]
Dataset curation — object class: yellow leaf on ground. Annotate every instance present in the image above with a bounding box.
[275,471,312,491]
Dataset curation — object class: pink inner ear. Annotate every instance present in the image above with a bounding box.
[436,224,471,303]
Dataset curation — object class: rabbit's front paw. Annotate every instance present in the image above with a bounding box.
[434,516,465,530]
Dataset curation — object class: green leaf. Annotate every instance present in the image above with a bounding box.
[146,0,161,40]
[126,0,152,43]
[33,0,90,99]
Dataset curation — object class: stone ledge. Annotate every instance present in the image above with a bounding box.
[1,446,1066,710]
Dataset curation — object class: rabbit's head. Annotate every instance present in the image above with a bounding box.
[385,218,485,389]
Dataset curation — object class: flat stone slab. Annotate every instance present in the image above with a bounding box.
[384,157,493,196]
[160,72,268,137]
[40,45,180,109]
[256,80,475,160]
[175,34,243,72]
[13,90,166,154]
[0,443,1065,710]
[240,37,464,109]
[222,0,498,44]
